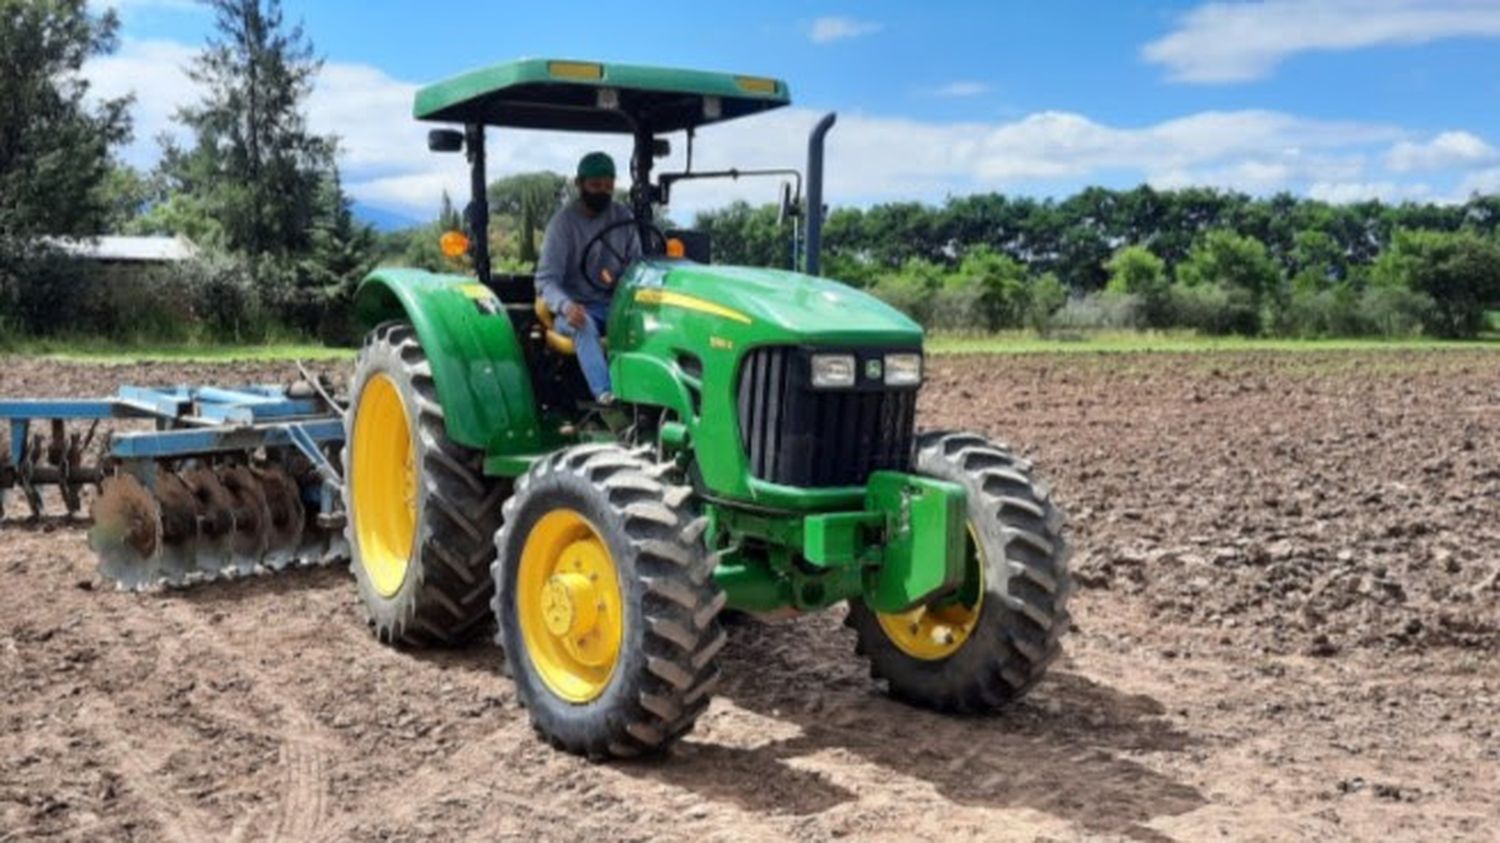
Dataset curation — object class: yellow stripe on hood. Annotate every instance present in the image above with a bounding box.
[633,289,752,324]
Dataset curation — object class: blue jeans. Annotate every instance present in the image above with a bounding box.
[557,300,612,399]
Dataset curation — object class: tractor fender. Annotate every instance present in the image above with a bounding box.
[355,268,543,455]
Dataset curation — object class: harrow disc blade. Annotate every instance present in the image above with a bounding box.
[89,474,163,591]
[219,466,271,576]
[256,466,305,571]
[154,471,201,587]
[183,467,236,577]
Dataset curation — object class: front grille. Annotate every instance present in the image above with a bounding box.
[736,346,918,488]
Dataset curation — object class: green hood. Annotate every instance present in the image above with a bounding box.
[643,262,923,347]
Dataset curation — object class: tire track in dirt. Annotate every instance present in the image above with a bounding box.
[132,585,341,841]
[269,705,328,843]
[83,694,218,843]
[308,725,571,842]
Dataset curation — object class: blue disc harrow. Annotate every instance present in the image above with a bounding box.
[0,380,349,589]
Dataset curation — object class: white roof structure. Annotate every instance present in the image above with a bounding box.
[47,236,197,263]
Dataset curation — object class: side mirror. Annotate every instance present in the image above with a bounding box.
[428,129,465,153]
[651,138,671,159]
[777,182,800,225]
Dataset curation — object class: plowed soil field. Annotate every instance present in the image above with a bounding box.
[2,350,1497,842]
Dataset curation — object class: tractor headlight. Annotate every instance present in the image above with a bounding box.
[884,353,923,386]
[809,354,856,389]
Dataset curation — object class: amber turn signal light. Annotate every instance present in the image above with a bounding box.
[440,230,470,258]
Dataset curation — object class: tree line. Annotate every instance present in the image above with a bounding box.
[697,189,1500,338]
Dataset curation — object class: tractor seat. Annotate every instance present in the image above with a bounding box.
[538,297,612,357]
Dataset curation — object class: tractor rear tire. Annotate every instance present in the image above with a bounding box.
[492,444,726,759]
[344,321,508,647]
[846,431,1071,711]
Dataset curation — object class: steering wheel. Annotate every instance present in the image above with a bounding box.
[578,217,668,293]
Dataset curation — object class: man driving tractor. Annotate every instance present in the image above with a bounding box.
[535,151,641,403]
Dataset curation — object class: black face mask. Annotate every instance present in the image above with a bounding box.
[581,191,611,213]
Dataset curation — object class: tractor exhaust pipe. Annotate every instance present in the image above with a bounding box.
[804,112,837,276]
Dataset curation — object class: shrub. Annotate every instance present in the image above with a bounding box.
[1,248,88,336]
[1356,284,1432,338]
[1048,291,1141,331]
[956,247,1030,331]
[870,258,946,325]
[1106,245,1171,326]
[1284,280,1362,338]
[870,270,936,325]
[929,275,984,331]
[1167,282,1259,336]
[1027,272,1068,332]
[175,252,273,342]
[1176,230,1283,332]
[84,263,197,342]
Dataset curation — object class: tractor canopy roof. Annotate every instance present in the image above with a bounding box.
[413,58,791,133]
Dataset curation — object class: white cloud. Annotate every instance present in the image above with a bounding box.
[808,16,882,44]
[1456,167,1500,198]
[663,108,1408,214]
[1143,0,1500,83]
[84,38,198,163]
[966,109,1393,183]
[1308,180,1433,204]
[1385,131,1497,172]
[85,39,1500,221]
[927,81,991,98]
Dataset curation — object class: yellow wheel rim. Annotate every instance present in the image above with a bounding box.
[876,522,986,661]
[351,373,418,598]
[517,509,624,703]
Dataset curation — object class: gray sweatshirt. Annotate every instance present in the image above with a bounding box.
[535,200,643,314]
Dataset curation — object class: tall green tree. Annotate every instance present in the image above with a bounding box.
[0,0,132,242]
[489,171,567,264]
[99,162,152,233]
[158,0,333,270]
[1106,245,1167,296]
[956,246,1031,331]
[1106,244,1170,326]
[694,201,792,268]
[298,167,375,342]
[1177,230,1283,309]
[438,190,464,233]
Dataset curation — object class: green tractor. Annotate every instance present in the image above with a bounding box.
[346,59,1071,758]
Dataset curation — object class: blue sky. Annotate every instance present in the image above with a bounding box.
[93,0,1500,219]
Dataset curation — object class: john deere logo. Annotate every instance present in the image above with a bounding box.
[865,359,883,381]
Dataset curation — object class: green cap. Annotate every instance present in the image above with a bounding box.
[577,151,616,180]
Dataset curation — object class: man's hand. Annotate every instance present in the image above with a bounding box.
[564,301,588,329]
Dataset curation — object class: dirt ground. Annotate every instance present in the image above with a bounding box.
[1,350,1497,842]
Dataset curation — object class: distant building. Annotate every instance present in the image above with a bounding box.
[46,236,197,265]
[34,237,202,332]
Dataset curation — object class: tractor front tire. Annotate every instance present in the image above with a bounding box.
[343,321,507,646]
[493,444,726,759]
[846,431,1071,711]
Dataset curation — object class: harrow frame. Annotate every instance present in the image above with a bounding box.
[1,385,346,515]
[0,383,350,588]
